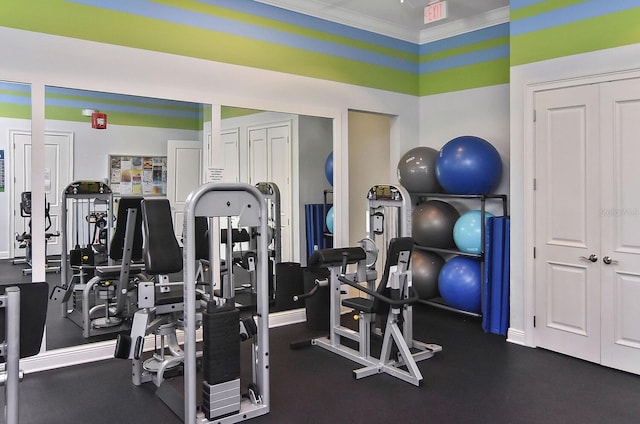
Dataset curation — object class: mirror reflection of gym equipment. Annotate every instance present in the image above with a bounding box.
[12,192,60,275]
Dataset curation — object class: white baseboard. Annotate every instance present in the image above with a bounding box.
[21,308,308,374]
[506,327,526,346]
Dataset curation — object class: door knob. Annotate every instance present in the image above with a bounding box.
[579,254,598,263]
[603,256,618,265]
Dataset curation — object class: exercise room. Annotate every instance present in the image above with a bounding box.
[1,1,640,423]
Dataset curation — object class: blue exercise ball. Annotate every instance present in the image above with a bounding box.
[453,210,495,254]
[438,256,481,313]
[325,152,333,186]
[326,206,334,233]
[397,146,441,193]
[436,136,502,194]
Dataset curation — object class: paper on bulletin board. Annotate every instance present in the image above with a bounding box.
[109,154,167,196]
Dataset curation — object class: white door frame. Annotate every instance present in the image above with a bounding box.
[521,68,640,349]
[10,129,74,259]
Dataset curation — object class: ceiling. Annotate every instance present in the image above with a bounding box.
[256,0,510,43]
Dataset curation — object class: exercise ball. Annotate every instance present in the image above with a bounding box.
[453,210,495,254]
[397,146,441,193]
[411,200,460,248]
[325,152,333,186]
[438,256,481,313]
[411,249,445,299]
[326,206,334,233]
[436,136,502,194]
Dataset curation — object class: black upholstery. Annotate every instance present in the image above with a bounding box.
[342,237,414,315]
[110,196,144,261]
[194,216,209,261]
[308,247,366,268]
[141,199,183,275]
[0,281,48,361]
[220,228,251,244]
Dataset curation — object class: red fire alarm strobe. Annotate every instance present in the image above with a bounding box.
[92,112,107,129]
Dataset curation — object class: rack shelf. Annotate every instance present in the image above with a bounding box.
[412,192,508,317]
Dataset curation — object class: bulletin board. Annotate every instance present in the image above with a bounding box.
[109,154,167,196]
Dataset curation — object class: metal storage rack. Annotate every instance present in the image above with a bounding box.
[413,193,508,317]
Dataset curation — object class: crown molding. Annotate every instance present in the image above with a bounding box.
[419,6,510,43]
[255,0,421,43]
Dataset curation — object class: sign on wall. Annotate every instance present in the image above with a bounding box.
[109,154,167,196]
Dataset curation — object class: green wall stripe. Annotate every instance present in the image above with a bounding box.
[46,93,200,113]
[45,106,200,130]
[221,107,263,119]
[511,0,588,21]
[511,8,640,66]
[419,58,510,96]
[0,104,31,120]
[420,36,510,62]
[154,0,416,62]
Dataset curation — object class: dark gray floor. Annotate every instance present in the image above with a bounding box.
[3,257,640,423]
[3,303,640,423]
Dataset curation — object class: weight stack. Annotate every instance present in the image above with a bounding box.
[202,301,241,420]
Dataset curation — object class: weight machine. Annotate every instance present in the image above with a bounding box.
[296,184,442,386]
[182,182,271,423]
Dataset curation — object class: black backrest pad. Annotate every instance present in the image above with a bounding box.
[0,281,48,361]
[308,247,366,268]
[194,216,209,260]
[110,196,144,261]
[373,237,415,313]
[141,198,183,275]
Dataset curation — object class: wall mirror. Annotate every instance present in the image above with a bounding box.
[38,85,210,351]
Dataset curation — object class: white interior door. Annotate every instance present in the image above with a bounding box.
[222,128,240,183]
[12,130,72,258]
[534,84,601,363]
[249,123,292,262]
[167,140,203,242]
[599,78,640,374]
[534,78,640,374]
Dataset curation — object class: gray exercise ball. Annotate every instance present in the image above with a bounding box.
[412,200,460,248]
[397,146,442,193]
[411,249,445,300]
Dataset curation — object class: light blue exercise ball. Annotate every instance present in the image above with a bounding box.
[453,210,494,254]
[326,206,334,233]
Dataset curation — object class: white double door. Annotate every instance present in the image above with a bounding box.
[248,123,292,262]
[534,78,640,374]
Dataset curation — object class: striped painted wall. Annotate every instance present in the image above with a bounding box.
[0,0,419,96]
[511,0,640,66]
[44,87,204,130]
[419,23,510,96]
[0,82,31,120]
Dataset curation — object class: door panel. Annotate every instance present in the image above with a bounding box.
[222,128,240,183]
[600,79,640,374]
[534,85,601,363]
[13,131,72,257]
[167,140,202,243]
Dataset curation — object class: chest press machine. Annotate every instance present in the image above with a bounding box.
[298,184,442,386]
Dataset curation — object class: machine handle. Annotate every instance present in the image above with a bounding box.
[337,275,419,307]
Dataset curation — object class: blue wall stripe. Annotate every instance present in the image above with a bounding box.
[0,94,32,105]
[419,23,509,55]
[419,45,509,73]
[511,1,640,36]
[510,0,550,10]
[0,82,31,93]
[69,0,417,72]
